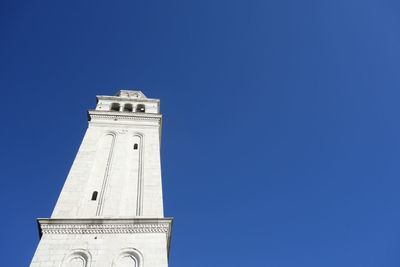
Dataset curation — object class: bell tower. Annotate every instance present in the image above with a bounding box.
[30,90,173,267]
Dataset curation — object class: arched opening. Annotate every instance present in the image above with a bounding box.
[136,104,145,113]
[123,104,133,112]
[133,143,138,150]
[111,103,120,111]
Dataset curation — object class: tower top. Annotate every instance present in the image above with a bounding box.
[116,90,147,99]
[94,90,160,114]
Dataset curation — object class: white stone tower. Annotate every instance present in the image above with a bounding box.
[30,90,173,267]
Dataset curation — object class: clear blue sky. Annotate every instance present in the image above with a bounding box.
[1,0,400,266]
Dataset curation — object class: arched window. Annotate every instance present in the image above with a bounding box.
[133,143,138,150]
[112,248,143,267]
[62,250,91,267]
[123,104,133,112]
[111,103,120,111]
[136,104,145,113]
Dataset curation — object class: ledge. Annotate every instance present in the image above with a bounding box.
[87,110,162,123]
[37,217,174,255]
[37,217,173,235]
[96,95,160,103]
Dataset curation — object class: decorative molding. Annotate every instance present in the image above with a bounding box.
[88,111,162,123]
[38,218,172,236]
[41,223,169,234]
[96,95,160,103]
[91,115,161,121]
[115,90,147,99]
[37,218,174,256]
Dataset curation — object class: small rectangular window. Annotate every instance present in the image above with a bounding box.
[91,191,98,201]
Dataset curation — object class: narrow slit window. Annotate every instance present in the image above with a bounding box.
[133,143,138,150]
[91,191,98,201]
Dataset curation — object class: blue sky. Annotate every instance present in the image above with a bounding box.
[1,0,400,266]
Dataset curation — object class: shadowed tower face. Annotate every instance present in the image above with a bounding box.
[30,90,172,267]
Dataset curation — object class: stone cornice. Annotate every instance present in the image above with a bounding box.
[88,110,162,123]
[37,218,174,255]
[96,95,160,103]
[38,218,172,235]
